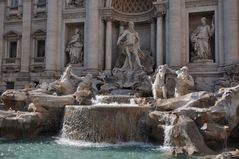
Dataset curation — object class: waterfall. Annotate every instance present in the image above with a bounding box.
[161,114,176,150]
[61,104,150,143]
[163,125,173,147]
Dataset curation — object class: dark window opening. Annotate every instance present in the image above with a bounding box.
[9,41,17,58]
[10,0,19,8]
[37,40,45,57]
[37,0,46,7]
[6,82,14,89]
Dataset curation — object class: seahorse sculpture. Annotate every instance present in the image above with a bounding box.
[152,64,168,99]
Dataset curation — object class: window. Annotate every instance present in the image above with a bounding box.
[36,40,45,57]
[11,0,19,8]
[9,41,17,58]
[37,0,46,7]
[6,82,14,89]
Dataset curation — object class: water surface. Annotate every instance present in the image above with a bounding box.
[0,137,196,159]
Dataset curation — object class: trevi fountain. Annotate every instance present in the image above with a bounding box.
[0,0,239,159]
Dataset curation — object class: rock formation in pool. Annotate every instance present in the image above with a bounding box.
[1,62,239,157]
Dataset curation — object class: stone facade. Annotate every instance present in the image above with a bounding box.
[0,0,238,93]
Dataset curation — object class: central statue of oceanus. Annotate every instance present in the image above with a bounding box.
[115,21,153,72]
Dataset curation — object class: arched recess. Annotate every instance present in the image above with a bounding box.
[111,0,153,13]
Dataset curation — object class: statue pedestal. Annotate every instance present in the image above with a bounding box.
[192,59,214,64]
[99,68,152,95]
[189,59,217,72]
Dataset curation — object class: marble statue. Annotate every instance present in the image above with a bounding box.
[152,64,168,99]
[66,28,84,66]
[74,74,94,105]
[190,17,214,61]
[117,22,144,70]
[168,66,194,97]
[48,65,81,95]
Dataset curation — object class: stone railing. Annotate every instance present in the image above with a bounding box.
[30,57,45,72]
[2,58,21,73]
[33,1,47,18]
[6,5,22,19]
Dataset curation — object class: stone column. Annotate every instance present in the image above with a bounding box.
[18,0,23,17]
[85,0,99,71]
[45,0,58,71]
[0,1,5,75]
[150,20,156,65]
[156,15,163,66]
[168,0,182,67]
[223,0,239,65]
[218,0,224,66]
[20,0,31,73]
[105,18,112,73]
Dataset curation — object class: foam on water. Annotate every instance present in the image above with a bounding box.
[55,137,157,149]
[91,95,138,106]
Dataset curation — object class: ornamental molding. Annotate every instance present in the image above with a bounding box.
[100,7,155,22]
[185,0,218,8]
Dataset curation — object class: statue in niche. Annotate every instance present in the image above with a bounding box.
[190,16,214,61]
[168,66,194,97]
[66,28,84,66]
[117,21,144,70]
[104,21,153,92]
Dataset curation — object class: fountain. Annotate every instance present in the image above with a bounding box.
[1,23,239,159]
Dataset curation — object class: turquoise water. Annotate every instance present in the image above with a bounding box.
[0,137,195,159]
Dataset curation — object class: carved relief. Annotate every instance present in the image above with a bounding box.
[66,0,85,8]
[214,64,239,90]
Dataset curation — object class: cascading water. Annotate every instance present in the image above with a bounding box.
[91,95,137,106]
[163,125,173,147]
[161,114,177,150]
[61,95,150,143]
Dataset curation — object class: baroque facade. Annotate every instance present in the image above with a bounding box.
[0,0,238,93]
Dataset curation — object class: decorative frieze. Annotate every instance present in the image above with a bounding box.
[63,11,86,19]
[185,0,218,8]
[65,0,85,9]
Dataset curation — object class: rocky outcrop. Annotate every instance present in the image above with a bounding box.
[148,111,214,155]
[147,85,239,156]
[205,149,239,159]
[1,89,29,111]
[0,90,76,138]
[0,110,41,138]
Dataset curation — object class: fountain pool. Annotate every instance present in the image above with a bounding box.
[0,137,197,159]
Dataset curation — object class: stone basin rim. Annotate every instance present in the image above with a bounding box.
[65,105,151,109]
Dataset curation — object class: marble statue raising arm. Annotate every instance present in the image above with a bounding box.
[70,71,84,81]
[117,30,128,45]
[167,67,177,74]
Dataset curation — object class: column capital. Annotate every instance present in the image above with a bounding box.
[102,16,113,22]
[147,18,156,24]
[153,0,167,17]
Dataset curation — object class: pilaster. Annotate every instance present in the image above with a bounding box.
[223,0,239,65]
[45,0,58,71]
[20,0,31,73]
